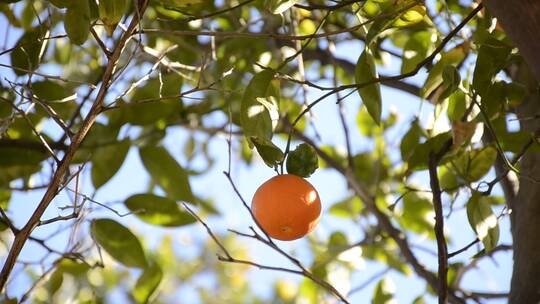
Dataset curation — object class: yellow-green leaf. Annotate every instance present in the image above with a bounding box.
[355,48,382,125]
[133,261,163,304]
[240,70,279,147]
[466,192,499,252]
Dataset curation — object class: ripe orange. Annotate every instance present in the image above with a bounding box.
[251,174,321,241]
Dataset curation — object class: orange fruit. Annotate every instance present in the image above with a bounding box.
[251,174,322,241]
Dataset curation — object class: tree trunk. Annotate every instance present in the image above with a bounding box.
[511,90,540,303]
[484,1,540,302]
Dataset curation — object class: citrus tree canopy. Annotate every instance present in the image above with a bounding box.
[0,0,539,303]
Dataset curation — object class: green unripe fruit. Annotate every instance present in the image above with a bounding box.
[286,143,319,178]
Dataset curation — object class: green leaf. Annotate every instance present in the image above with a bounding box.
[123,74,183,126]
[0,190,10,210]
[357,106,382,137]
[481,81,506,119]
[463,147,497,181]
[498,131,533,153]
[353,152,389,187]
[98,0,129,35]
[73,122,120,163]
[250,136,284,168]
[401,30,433,74]
[47,269,64,298]
[400,192,434,238]
[10,26,48,76]
[366,2,426,44]
[439,65,461,101]
[466,192,499,252]
[447,89,468,122]
[64,1,90,45]
[267,0,298,14]
[0,147,47,167]
[0,4,21,27]
[439,166,458,190]
[138,145,194,202]
[91,139,130,189]
[472,38,512,96]
[48,0,71,8]
[133,261,163,304]
[32,80,75,102]
[393,3,426,27]
[400,119,422,161]
[124,193,196,227]
[355,48,382,124]
[91,218,147,268]
[240,70,279,147]
[286,143,318,178]
[329,196,363,218]
[407,132,452,171]
[366,18,393,45]
[156,0,204,9]
[0,164,42,186]
[440,147,497,189]
[505,82,526,107]
[372,277,395,304]
[57,259,90,276]
[421,45,467,99]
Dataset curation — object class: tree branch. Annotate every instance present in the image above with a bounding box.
[0,0,150,293]
[428,140,453,304]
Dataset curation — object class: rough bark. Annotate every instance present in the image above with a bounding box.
[484,0,540,80]
[484,1,540,302]
[511,89,540,303]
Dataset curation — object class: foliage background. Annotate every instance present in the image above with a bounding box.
[0,0,527,302]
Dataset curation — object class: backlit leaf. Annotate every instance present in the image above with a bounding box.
[10,26,48,76]
[407,132,451,171]
[91,218,147,268]
[133,261,163,304]
[124,193,196,227]
[139,145,194,202]
[421,44,467,99]
[64,1,90,45]
[268,0,298,14]
[466,192,499,252]
[472,38,512,96]
[251,136,284,168]
[400,119,422,161]
[401,30,433,74]
[355,48,382,124]
[91,139,130,189]
[240,70,279,147]
[372,277,395,304]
